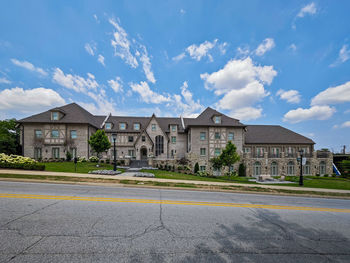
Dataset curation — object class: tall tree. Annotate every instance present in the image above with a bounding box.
[0,119,21,155]
[88,130,111,162]
[213,141,240,176]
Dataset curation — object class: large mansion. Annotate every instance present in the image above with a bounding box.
[18,103,333,177]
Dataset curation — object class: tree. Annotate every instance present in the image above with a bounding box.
[88,130,111,163]
[238,163,246,177]
[0,119,21,155]
[194,162,199,174]
[210,156,223,175]
[220,141,240,173]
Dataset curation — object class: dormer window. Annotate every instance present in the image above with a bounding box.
[105,123,112,130]
[171,125,176,132]
[134,123,140,130]
[120,123,126,130]
[52,112,59,121]
[214,116,221,124]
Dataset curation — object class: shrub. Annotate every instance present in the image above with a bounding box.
[100,160,105,164]
[323,174,329,177]
[238,163,246,177]
[194,162,199,174]
[0,153,45,171]
[78,156,87,162]
[178,157,189,165]
[197,171,210,177]
[316,173,320,177]
[66,151,72,161]
[177,165,183,171]
[89,156,99,163]
[106,159,110,164]
[172,165,175,172]
[159,164,163,170]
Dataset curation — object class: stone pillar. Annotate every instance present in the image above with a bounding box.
[148,156,154,167]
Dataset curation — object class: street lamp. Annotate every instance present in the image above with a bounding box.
[112,133,117,171]
[299,150,304,186]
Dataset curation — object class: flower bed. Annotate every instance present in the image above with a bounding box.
[0,153,45,171]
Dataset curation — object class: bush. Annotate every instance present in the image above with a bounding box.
[172,165,175,172]
[78,156,87,162]
[89,156,99,163]
[178,157,189,165]
[177,165,183,171]
[66,151,72,161]
[197,171,210,177]
[194,162,199,174]
[159,164,163,170]
[100,160,105,164]
[0,153,45,171]
[238,163,246,177]
[323,174,329,177]
[316,173,320,177]
[106,159,110,164]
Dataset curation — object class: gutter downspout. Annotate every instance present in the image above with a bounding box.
[88,125,90,159]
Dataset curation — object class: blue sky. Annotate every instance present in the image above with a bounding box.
[0,0,349,151]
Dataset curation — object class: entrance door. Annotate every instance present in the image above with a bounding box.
[141,147,147,160]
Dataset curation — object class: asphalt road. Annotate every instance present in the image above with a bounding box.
[0,181,349,263]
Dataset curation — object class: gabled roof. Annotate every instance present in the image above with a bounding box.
[104,116,150,132]
[245,125,315,145]
[183,107,245,128]
[18,103,104,128]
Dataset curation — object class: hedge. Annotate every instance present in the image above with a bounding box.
[0,162,45,171]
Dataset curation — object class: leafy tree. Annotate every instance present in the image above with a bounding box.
[220,141,240,172]
[210,156,223,171]
[238,163,246,177]
[0,119,21,155]
[194,162,199,174]
[88,130,111,162]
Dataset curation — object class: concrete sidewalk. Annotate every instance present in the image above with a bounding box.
[0,169,350,194]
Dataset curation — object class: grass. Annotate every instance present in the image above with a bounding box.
[141,169,255,184]
[278,176,350,190]
[39,161,125,174]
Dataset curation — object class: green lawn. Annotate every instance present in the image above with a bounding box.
[141,169,255,184]
[280,176,350,190]
[40,161,125,174]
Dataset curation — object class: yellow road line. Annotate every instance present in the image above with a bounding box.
[0,193,349,213]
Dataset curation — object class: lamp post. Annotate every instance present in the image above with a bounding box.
[112,133,117,171]
[299,150,304,186]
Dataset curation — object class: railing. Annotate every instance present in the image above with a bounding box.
[252,153,264,158]
[268,153,281,158]
[317,152,329,158]
[285,153,297,158]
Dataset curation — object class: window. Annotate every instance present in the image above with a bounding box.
[142,136,146,142]
[228,132,234,141]
[71,148,77,159]
[171,136,176,144]
[319,161,326,175]
[128,136,134,142]
[171,125,176,132]
[35,130,42,138]
[271,148,280,157]
[214,116,221,124]
[134,123,140,130]
[256,147,264,157]
[52,147,60,159]
[253,162,261,177]
[34,147,42,160]
[215,132,221,139]
[51,130,59,138]
[171,149,175,158]
[200,166,206,171]
[128,150,135,157]
[200,148,206,156]
[271,162,278,176]
[119,123,126,130]
[304,161,311,175]
[70,130,77,139]
[200,132,206,141]
[155,135,164,156]
[287,161,295,176]
[152,124,156,131]
[243,147,251,153]
[215,148,221,156]
[105,123,112,130]
[51,112,59,120]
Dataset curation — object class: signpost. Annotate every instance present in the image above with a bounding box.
[74,157,77,172]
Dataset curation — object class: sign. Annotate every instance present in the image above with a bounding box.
[302,157,306,166]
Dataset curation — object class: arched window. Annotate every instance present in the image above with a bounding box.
[287,161,295,176]
[319,161,326,175]
[303,161,311,175]
[253,161,261,177]
[155,135,164,156]
[271,161,278,176]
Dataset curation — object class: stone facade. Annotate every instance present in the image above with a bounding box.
[18,103,333,177]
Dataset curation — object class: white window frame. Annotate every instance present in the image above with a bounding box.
[119,123,126,130]
[70,130,77,139]
[200,148,206,156]
[200,132,206,141]
[134,123,140,130]
[51,130,59,138]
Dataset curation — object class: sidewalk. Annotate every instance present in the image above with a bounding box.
[0,169,350,194]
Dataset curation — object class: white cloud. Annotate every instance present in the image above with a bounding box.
[109,18,138,68]
[139,45,156,83]
[130,81,170,104]
[201,57,277,121]
[97,54,105,66]
[84,43,96,56]
[180,9,186,15]
[255,38,275,56]
[289,43,297,52]
[52,68,99,93]
[171,81,204,117]
[283,105,336,123]
[0,87,65,112]
[236,46,250,57]
[311,81,350,105]
[93,14,100,23]
[341,121,350,128]
[108,77,123,93]
[11,58,48,76]
[172,52,186,62]
[330,45,350,67]
[186,39,218,61]
[218,42,228,55]
[230,107,263,121]
[297,2,317,18]
[0,77,11,84]
[276,89,301,103]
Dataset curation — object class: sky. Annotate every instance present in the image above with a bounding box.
[0,0,349,152]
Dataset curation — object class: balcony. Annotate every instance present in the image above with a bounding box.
[285,153,297,158]
[268,153,281,158]
[252,153,265,158]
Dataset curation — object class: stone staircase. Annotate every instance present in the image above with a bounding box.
[129,160,149,168]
